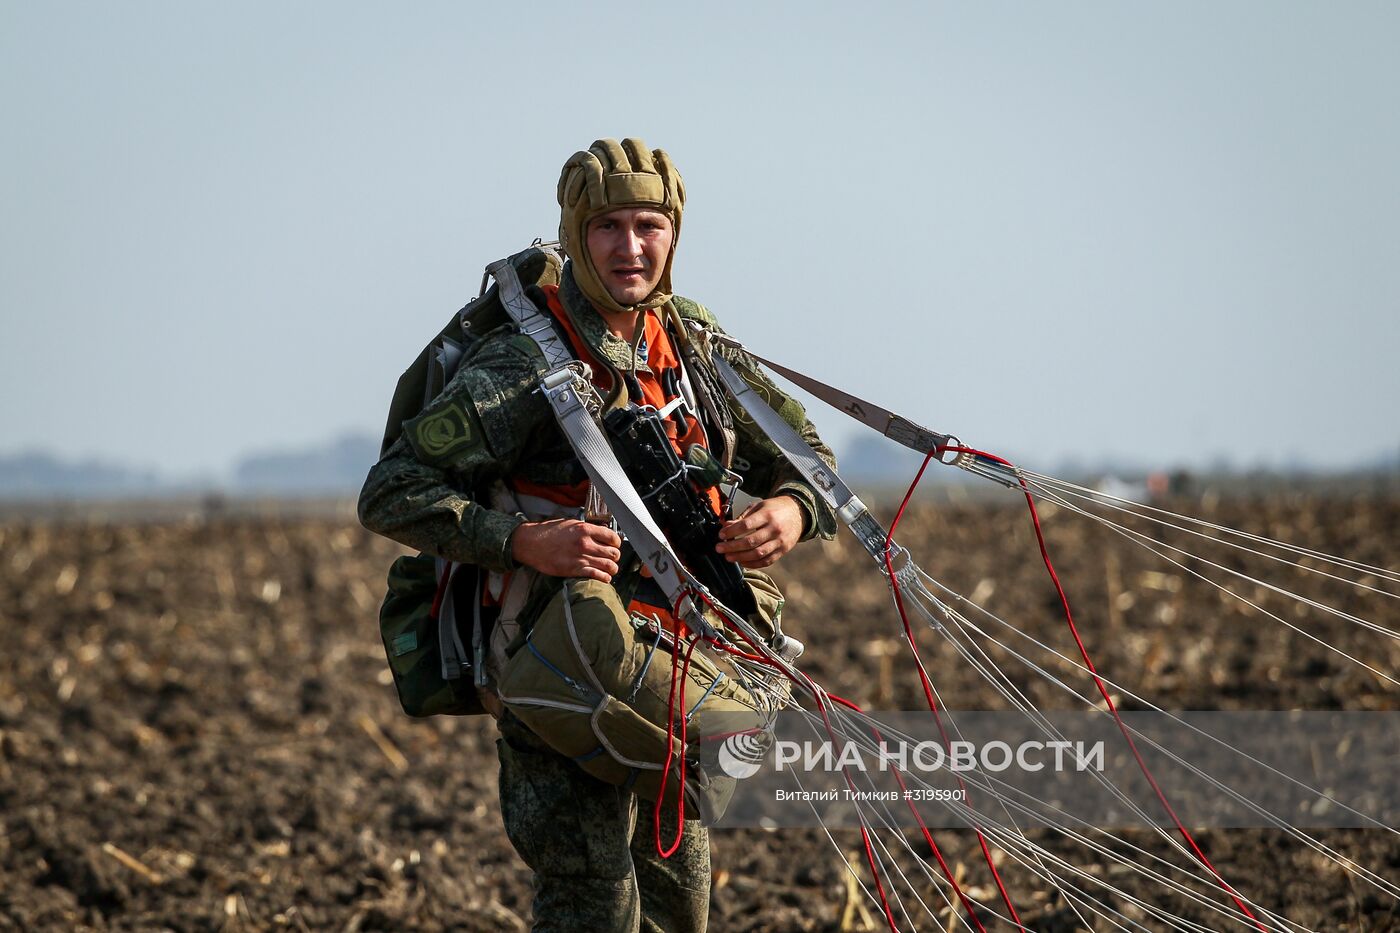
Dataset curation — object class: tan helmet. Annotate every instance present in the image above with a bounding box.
[557,138,685,315]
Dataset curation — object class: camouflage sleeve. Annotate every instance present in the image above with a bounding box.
[677,299,838,543]
[357,332,552,570]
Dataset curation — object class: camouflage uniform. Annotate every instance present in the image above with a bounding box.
[359,264,837,931]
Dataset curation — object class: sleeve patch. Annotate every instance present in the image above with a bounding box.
[406,400,483,463]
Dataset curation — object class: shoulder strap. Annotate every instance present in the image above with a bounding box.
[710,353,893,564]
[485,253,723,641]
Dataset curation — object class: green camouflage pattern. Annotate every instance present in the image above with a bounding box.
[376,554,483,717]
[358,262,838,572]
[377,246,560,458]
[497,711,710,933]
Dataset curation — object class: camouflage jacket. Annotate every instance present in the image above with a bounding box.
[358,264,837,573]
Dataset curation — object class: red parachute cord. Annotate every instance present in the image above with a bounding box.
[937,445,1268,932]
[797,674,904,932]
[824,692,990,933]
[690,594,907,931]
[655,632,699,858]
[428,562,453,620]
[694,591,995,930]
[885,450,1025,930]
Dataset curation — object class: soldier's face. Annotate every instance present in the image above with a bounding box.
[585,207,674,307]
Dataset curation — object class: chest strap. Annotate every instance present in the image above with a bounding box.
[485,251,719,641]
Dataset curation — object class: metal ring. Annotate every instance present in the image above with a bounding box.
[936,435,962,465]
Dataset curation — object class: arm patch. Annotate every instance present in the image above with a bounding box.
[404,399,486,466]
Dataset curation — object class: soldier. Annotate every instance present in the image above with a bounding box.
[359,138,837,932]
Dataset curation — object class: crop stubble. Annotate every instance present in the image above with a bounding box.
[1,496,1397,931]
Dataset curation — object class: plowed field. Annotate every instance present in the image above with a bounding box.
[2,495,1397,931]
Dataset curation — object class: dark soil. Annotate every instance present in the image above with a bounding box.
[1,494,1397,931]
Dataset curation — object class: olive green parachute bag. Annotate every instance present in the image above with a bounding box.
[377,553,482,717]
[373,245,565,718]
[496,572,788,823]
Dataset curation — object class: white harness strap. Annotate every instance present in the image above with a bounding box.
[709,354,895,565]
[485,253,719,639]
[493,253,576,371]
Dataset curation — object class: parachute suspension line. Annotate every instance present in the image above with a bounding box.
[668,592,909,931]
[822,693,993,933]
[709,350,1221,926]
[797,659,1290,931]
[894,588,1327,933]
[1019,469,1400,589]
[888,593,1232,919]
[821,713,1295,933]
[761,663,982,931]
[779,760,938,932]
[707,338,1383,925]
[871,574,1123,933]
[937,445,1273,933]
[1019,476,1400,640]
[912,566,1400,902]
[802,686,906,932]
[1021,480,1400,688]
[810,696,1259,933]
[882,448,1027,930]
[654,633,698,858]
[883,463,1266,932]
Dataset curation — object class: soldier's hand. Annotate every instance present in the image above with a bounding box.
[716,495,804,569]
[510,519,623,583]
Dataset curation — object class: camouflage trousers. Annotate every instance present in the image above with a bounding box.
[497,710,711,933]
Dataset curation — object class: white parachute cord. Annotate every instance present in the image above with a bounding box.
[896,587,1314,933]
[705,590,1027,928]
[807,714,1197,933]
[1025,473,1400,609]
[811,674,1321,933]
[875,550,1103,932]
[818,627,1293,933]
[777,761,901,928]
[895,570,1253,892]
[973,818,1261,933]
[790,686,1038,931]
[911,568,1400,900]
[816,699,1285,933]
[1020,470,1400,588]
[915,564,1399,839]
[803,689,1002,933]
[1021,476,1400,640]
[978,820,1293,933]
[863,583,1105,933]
[882,544,1294,926]
[811,691,1271,933]
[1022,482,1400,688]
[802,699,1072,933]
[697,482,1381,921]
[792,681,935,931]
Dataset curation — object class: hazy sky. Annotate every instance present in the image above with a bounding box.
[3,2,1397,479]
